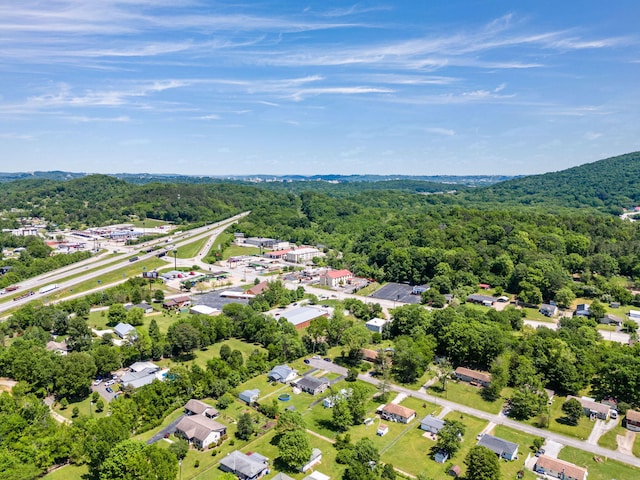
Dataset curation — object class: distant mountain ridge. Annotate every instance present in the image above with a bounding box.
[471,151,640,214]
[0,171,513,187]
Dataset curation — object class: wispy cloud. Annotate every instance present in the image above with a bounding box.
[425,127,455,136]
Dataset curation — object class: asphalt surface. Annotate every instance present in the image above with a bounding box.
[147,414,185,444]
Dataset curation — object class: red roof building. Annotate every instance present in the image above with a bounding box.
[319,269,353,288]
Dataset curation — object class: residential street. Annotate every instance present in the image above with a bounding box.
[304,359,640,469]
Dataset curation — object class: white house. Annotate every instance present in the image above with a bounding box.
[365,317,390,334]
[299,448,322,472]
[534,455,587,480]
[268,365,297,383]
[175,415,227,449]
[113,322,138,340]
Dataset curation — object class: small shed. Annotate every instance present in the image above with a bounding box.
[448,465,461,478]
[377,424,389,436]
[239,388,260,405]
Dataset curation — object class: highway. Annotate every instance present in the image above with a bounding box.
[0,212,249,314]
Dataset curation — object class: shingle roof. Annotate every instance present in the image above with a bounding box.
[454,367,491,384]
[219,450,267,478]
[296,376,329,391]
[420,414,445,431]
[382,403,416,419]
[567,396,610,415]
[184,399,218,417]
[477,434,518,456]
[324,269,352,279]
[175,415,226,442]
[535,455,587,480]
[626,409,640,423]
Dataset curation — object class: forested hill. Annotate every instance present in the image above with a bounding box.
[468,151,640,214]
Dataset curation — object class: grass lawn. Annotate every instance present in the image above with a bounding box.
[133,407,186,443]
[597,420,625,451]
[544,396,595,440]
[88,308,177,334]
[221,244,261,260]
[131,218,170,228]
[156,338,268,371]
[44,464,88,479]
[382,411,488,478]
[176,237,208,259]
[357,282,382,297]
[559,446,640,480]
[427,381,504,414]
[47,257,167,301]
[53,395,109,421]
[521,306,555,322]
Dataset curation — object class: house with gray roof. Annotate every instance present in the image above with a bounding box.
[268,365,297,383]
[295,376,330,395]
[219,450,269,480]
[420,415,445,434]
[114,322,138,340]
[477,434,519,460]
[300,448,322,472]
[184,399,219,419]
[239,388,260,405]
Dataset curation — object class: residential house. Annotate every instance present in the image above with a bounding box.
[300,448,322,472]
[239,389,260,405]
[420,415,445,434]
[478,283,491,290]
[575,304,590,317]
[45,340,69,356]
[448,465,461,478]
[567,396,610,420]
[184,399,219,419]
[120,362,168,389]
[365,318,390,334]
[219,450,269,480]
[303,472,330,480]
[271,474,295,480]
[295,376,330,396]
[600,313,623,326]
[539,304,558,317]
[125,302,153,314]
[113,322,138,340]
[268,365,297,383]
[162,295,191,310]
[360,348,380,363]
[534,455,587,480]
[466,294,497,306]
[247,281,270,296]
[454,367,491,387]
[175,415,226,449]
[629,310,640,321]
[380,403,416,424]
[626,410,640,432]
[477,434,519,460]
[319,269,353,288]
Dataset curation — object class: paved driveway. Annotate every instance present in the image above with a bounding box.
[147,414,185,444]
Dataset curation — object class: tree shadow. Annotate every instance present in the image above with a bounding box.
[555,416,579,426]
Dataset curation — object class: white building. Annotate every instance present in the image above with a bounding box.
[285,247,321,263]
[365,317,390,334]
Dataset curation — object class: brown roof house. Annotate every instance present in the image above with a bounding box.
[626,409,640,432]
[175,415,226,449]
[454,367,491,387]
[247,281,270,296]
[567,395,610,420]
[184,399,219,419]
[534,455,587,480]
[380,403,416,424]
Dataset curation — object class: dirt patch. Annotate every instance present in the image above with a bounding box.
[616,430,636,455]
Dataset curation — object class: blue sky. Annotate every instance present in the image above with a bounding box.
[1,1,638,176]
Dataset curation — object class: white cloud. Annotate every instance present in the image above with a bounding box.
[424,127,455,136]
[584,132,603,140]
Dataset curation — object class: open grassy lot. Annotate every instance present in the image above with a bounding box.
[221,244,261,260]
[131,218,171,229]
[382,410,488,478]
[427,380,504,414]
[546,396,595,440]
[88,308,178,333]
[53,394,109,421]
[44,464,88,479]
[521,306,556,322]
[559,445,640,480]
[156,338,268,371]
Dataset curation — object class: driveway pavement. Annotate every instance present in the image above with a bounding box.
[147,414,185,444]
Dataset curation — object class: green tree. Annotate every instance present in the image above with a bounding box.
[168,438,189,460]
[126,307,144,326]
[277,409,306,434]
[91,344,121,377]
[434,420,465,457]
[167,322,201,355]
[589,299,606,321]
[99,439,178,480]
[107,304,128,327]
[561,398,584,426]
[343,438,380,480]
[278,429,313,470]
[153,289,165,303]
[555,286,576,309]
[236,413,254,440]
[332,398,353,432]
[464,445,501,480]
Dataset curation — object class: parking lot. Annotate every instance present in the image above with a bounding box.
[369,282,422,304]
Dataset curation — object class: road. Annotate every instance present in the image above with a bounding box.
[305,359,640,469]
[0,212,249,314]
[523,319,630,344]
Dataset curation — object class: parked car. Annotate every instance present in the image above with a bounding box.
[93,379,103,386]
[324,358,332,362]
[611,410,618,419]
[312,355,321,360]
[106,387,113,393]
[304,359,311,364]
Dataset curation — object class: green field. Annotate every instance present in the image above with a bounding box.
[221,244,261,260]
[176,236,209,259]
[427,381,504,414]
[43,464,88,479]
[545,396,596,440]
[156,338,268,371]
[559,446,640,480]
[53,395,109,421]
[88,308,179,334]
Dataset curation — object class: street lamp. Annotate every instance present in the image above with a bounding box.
[173,249,178,271]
